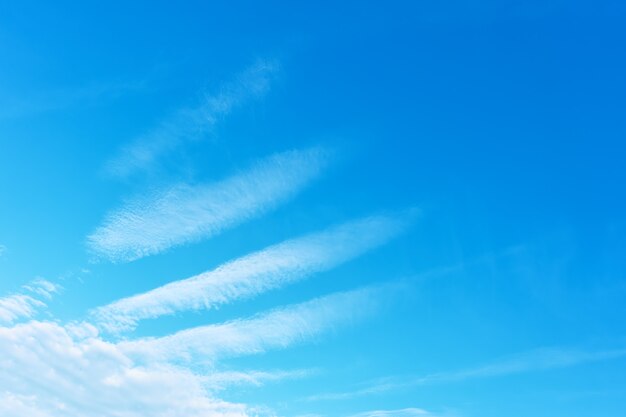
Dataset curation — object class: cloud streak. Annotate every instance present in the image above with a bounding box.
[87,147,331,262]
[104,60,278,178]
[120,286,389,362]
[0,279,61,324]
[0,295,45,324]
[92,213,414,332]
[348,408,446,417]
[421,346,626,382]
[307,346,626,401]
[203,369,315,391]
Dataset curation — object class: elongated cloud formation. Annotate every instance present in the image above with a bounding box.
[93,213,414,332]
[203,369,314,391]
[88,147,330,262]
[348,408,442,417]
[308,346,626,401]
[0,279,60,324]
[120,286,387,362]
[424,346,626,382]
[0,295,45,323]
[105,59,278,178]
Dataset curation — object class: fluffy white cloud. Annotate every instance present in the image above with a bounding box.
[0,321,251,417]
[0,285,387,416]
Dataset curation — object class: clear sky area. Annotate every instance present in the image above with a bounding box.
[1,2,625,417]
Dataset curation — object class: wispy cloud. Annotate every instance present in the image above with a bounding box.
[307,346,626,401]
[0,279,61,324]
[203,369,315,391]
[0,295,45,324]
[120,286,390,362]
[0,244,5,256]
[421,346,626,382]
[22,278,60,300]
[87,147,331,263]
[104,60,278,178]
[348,408,448,417]
[93,212,415,332]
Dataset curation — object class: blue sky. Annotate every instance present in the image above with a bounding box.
[1,1,626,416]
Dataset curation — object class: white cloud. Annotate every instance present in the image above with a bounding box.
[0,279,61,324]
[120,286,388,362]
[0,321,252,417]
[348,408,443,417]
[87,147,331,262]
[0,244,5,256]
[203,369,315,391]
[22,278,61,300]
[93,213,414,332]
[0,294,45,324]
[0,285,388,417]
[104,59,278,178]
